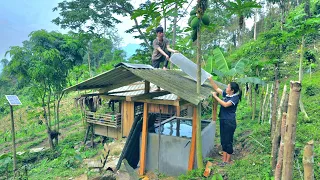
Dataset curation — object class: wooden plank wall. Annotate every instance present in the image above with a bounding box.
[122,101,135,137]
[148,104,175,114]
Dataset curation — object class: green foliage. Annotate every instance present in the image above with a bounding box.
[211,48,229,73]
[53,0,133,33]
[178,168,204,180]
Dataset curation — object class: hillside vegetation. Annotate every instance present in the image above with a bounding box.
[0,0,319,179]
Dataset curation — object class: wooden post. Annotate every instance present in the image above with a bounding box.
[274,112,287,180]
[258,86,264,123]
[176,105,181,137]
[188,107,197,170]
[144,81,150,94]
[261,84,269,123]
[139,102,148,175]
[281,81,301,180]
[303,140,314,180]
[271,84,287,171]
[10,105,17,174]
[212,99,218,121]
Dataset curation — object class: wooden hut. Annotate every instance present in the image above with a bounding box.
[64,63,225,175]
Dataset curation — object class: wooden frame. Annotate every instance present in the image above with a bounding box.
[188,107,197,170]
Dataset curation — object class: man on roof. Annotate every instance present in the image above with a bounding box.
[151,26,179,70]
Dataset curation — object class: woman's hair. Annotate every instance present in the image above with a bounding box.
[230,82,242,102]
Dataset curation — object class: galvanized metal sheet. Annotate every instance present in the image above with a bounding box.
[64,63,226,105]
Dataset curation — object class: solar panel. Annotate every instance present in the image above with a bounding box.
[5,95,22,106]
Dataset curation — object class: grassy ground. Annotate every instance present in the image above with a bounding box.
[0,71,319,179]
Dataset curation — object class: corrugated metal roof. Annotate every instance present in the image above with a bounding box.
[64,66,143,92]
[64,63,226,105]
[114,62,154,69]
[109,82,178,101]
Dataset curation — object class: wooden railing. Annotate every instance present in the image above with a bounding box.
[85,111,121,128]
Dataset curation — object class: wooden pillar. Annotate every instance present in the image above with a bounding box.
[145,81,150,93]
[188,107,197,170]
[139,102,148,175]
[212,99,218,121]
[176,105,181,137]
[176,106,181,117]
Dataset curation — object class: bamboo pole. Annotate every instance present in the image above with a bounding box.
[268,84,274,124]
[274,112,287,180]
[303,140,314,180]
[271,85,287,172]
[281,81,301,180]
[261,84,269,123]
[299,36,310,121]
[258,86,264,123]
[252,85,257,120]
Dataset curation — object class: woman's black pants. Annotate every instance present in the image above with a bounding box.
[220,119,236,154]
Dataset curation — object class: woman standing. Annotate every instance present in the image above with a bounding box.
[208,77,242,165]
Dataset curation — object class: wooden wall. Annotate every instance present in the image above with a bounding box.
[148,104,175,114]
[122,101,135,137]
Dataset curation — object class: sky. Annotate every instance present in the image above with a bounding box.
[0,0,254,60]
[0,0,145,59]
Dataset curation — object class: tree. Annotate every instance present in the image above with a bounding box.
[214,0,261,45]
[6,30,84,149]
[1,59,9,67]
[53,0,151,49]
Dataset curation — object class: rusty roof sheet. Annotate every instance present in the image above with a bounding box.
[64,63,226,105]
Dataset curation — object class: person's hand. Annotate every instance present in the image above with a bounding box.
[212,91,218,97]
[165,54,170,60]
[174,50,179,53]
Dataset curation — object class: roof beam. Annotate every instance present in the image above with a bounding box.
[81,93,125,100]
[136,99,179,106]
[126,91,171,102]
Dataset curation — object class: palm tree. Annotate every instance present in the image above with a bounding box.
[214,0,261,45]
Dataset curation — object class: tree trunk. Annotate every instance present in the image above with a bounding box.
[274,112,287,180]
[299,36,310,121]
[271,79,279,139]
[170,3,177,69]
[280,0,285,31]
[281,81,301,180]
[304,0,311,19]
[271,84,287,172]
[303,140,314,180]
[41,85,54,149]
[258,86,264,123]
[57,91,64,132]
[196,16,203,169]
[87,46,92,77]
[47,88,52,128]
[254,10,257,40]
[261,84,269,123]
[249,83,253,107]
